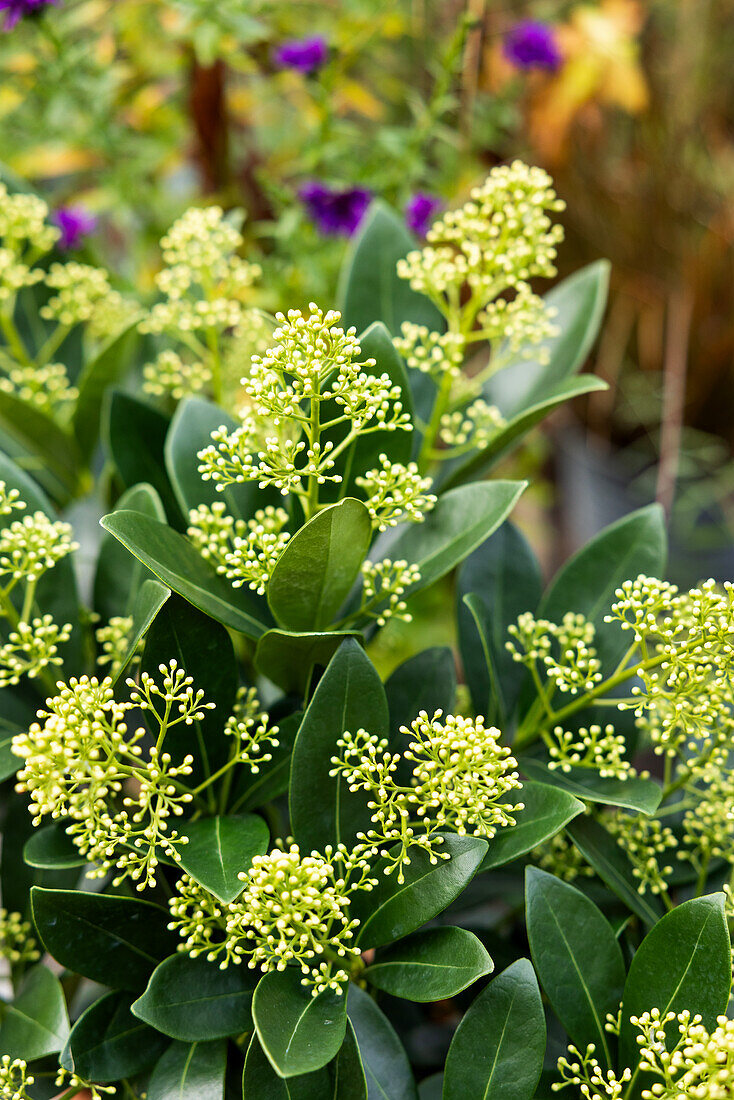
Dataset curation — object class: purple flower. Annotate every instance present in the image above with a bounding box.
[405,193,442,237]
[0,0,58,29]
[503,21,561,71]
[52,206,98,250]
[273,35,328,74]
[299,183,371,237]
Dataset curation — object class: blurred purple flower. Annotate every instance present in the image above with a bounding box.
[405,192,441,236]
[52,206,98,250]
[300,183,371,237]
[273,35,328,74]
[0,0,59,29]
[503,21,561,71]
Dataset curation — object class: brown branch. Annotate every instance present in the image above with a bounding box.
[655,284,695,516]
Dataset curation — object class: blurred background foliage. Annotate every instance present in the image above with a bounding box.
[1,0,733,592]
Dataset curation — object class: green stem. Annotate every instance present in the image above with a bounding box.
[305,394,321,520]
[0,309,32,367]
[36,323,71,367]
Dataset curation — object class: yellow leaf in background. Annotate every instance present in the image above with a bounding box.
[4,51,36,75]
[335,79,384,120]
[12,145,101,179]
[0,88,23,118]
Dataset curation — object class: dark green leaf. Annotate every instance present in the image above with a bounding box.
[369,482,525,601]
[0,389,81,503]
[141,594,239,779]
[347,983,417,1100]
[442,375,607,491]
[231,710,301,813]
[252,968,347,1078]
[457,521,542,724]
[538,505,667,668]
[566,815,664,926]
[519,757,662,815]
[0,732,18,781]
[620,894,731,1074]
[62,991,167,1083]
[165,396,275,519]
[338,202,443,336]
[351,833,488,949]
[488,261,610,417]
[23,821,85,869]
[175,815,270,903]
[0,964,69,1060]
[105,390,183,524]
[255,630,362,695]
[94,481,166,620]
[100,509,268,637]
[384,647,456,737]
[290,639,388,851]
[331,1019,368,1100]
[112,577,170,684]
[242,1034,332,1099]
[31,887,178,991]
[364,927,492,1001]
[73,321,140,463]
[478,781,584,872]
[442,958,545,1100]
[148,1039,227,1100]
[133,953,257,1041]
[525,867,625,1066]
[268,499,372,631]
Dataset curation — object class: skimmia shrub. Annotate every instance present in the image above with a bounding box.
[0,161,732,1100]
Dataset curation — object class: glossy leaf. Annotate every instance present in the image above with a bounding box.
[100,509,269,637]
[442,959,545,1100]
[488,261,610,417]
[442,374,607,491]
[338,201,443,337]
[457,521,542,724]
[0,964,69,1060]
[620,894,731,1073]
[369,481,526,601]
[148,1039,227,1100]
[105,390,182,524]
[0,732,17,781]
[538,505,667,668]
[255,629,362,695]
[331,1019,369,1100]
[364,927,493,1001]
[141,594,239,780]
[112,577,170,683]
[231,710,302,813]
[62,991,167,1083]
[268,498,372,631]
[73,321,140,463]
[385,646,456,737]
[566,815,664,926]
[478,781,584,872]
[519,757,662,815]
[0,388,81,503]
[347,983,417,1100]
[23,821,85,869]
[241,1034,332,1100]
[175,814,270,903]
[252,968,348,1078]
[290,638,388,851]
[94,481,166,621]
[526,867,625,1066]
[351,833,488,949]
[31,887,177,991]
[133,953,258,1041]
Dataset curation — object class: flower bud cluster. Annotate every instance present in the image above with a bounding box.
[548,723,633,780]
[40,261,113,326]
[355,454,436,531]
[143,349,212,401]
[0,614,71,688]
[224,686,279,771]
[507,610,603,695]
[608,812,677,896]
[95,614,135,676]
[533,829,594,884]
[187,501,290,593]
[554,1042,631,1099]
[0,1056,34,1100]
[54,1069,116,1100]
[478,288,559,362]
[0,510,77,584]
[394,324,465,379]
[438,399,505,452]
[628,1008,734,1099]
[360,558,421,626]
[0,360,78,414]
[0,908,39,964]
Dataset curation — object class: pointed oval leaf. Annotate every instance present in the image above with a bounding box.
[526,867,625,1067]
[351,833,488,949]
[290,638,388,851]
[105,390,182,524]
[148,1039,227,1100]
[23,821,86,869]
[364,927,493,1001]
[73,320,140,462]
[63,991,167,1083]
[252,968,347,1079]
[31,887,178,991]
[242,1033,334,1099]
[442,958,545,1100]
[478,781,584,872]
[111,577,170,684]
[94,481,166,621]
[175,815,270,904]
[347,983,417,1100]
[268,498,372,631]
[566,815,664,926]
[620,894,731,1074]
[255,629,363,695]
[385,647,456,737]
[519,756,662,815]
[0,964,69,1060]
[100,509,268,637]
[132,953,258,1041]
